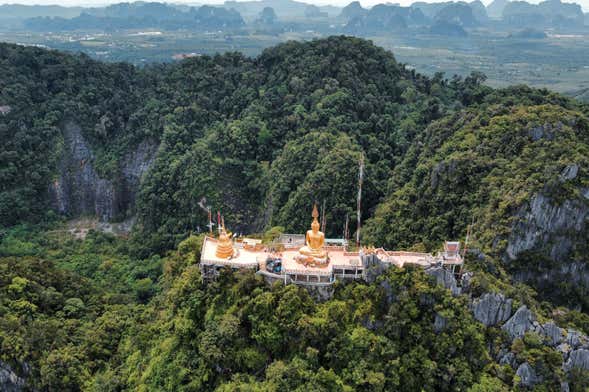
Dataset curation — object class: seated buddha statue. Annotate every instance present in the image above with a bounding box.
[216,227,235,259]
[298,204,326,260]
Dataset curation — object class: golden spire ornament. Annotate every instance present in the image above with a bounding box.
[215,224,234,259]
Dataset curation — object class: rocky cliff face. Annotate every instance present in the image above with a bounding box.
[505,191,588,264]
[423,267,589,388]
[503,167,589,308]
[472,292,512,327]
[0,361,25,392]
[469,292,589,389]
[48,121,157,223]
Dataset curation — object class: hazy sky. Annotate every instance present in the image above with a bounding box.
[2,0,588,11]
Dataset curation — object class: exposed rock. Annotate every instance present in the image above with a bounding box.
[532,320,544,336]
[516,362,540,387]
[499,352,516,367]
[122,140,157,188]
[564,349,589,371]
[512,262,589,306]
[560,164,579,181]
[542,322,564,346]
[49,122,157,222]
[561,381,570,392]
[302,284,334,302]
[529,123,556,141]
[473,292,513,326]
[505,193,588,263]
[434,313,447,332]
[362,254,389,283]
[426,266,461,295]
[379,279,395,304]
[431,160,458,189]
[566,329,586,348]
[0,361,25,392]
[557,342,571,357]
[49,122,116,221]
[460,271,473,291]
[502,305,535,340]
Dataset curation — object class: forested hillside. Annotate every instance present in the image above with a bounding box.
[1,36,589,390]
[0,37,475,249]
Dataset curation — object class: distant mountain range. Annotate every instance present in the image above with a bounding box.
[341,0,586,35]
[0,0,587,35]
[503,0,585,28]
[22,3,245,32]
[223,0,340,20]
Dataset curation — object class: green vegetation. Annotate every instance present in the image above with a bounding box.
[1,36,478,251]
[1,36,588,390]
[0,229,491,390]
[2,227,587,391]
[0,228,158,390]
[365,102,589,249]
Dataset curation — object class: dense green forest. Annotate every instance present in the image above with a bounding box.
[1,36,589,390]
[2,228,589,391]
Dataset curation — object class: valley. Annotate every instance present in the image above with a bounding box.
[1,0,589,98]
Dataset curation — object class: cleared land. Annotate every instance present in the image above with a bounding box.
[1,29,588,96]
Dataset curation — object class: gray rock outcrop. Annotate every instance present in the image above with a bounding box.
[499,352,516,367]
[434,313,447,332]
[566,329,586,348]
[473,292,513,326]
[470,290,589,386]
[0,361,25,392]
[564,349,589,372]
[542,322,564,346]
[560,164,579,181]
[49,121,157,222]
[505,193,588,263]
[502,305,535,340]
[516,362,540,387]
[362,254,389,283]
[426,266,461,295]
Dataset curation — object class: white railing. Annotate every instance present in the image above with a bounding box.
[200,258,258,269]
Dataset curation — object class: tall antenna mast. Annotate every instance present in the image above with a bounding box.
[462,216,475,258]
[321,199,326,233]
[356,154,364,249]
[208,209,213,235]
[344,213,349,247]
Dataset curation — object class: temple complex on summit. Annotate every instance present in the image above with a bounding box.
[199,204,464,289]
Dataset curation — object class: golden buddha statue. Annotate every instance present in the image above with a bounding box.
[216,226,235,259]
[298,204,327,260]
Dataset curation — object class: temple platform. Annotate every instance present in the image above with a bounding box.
[199,236,463,287]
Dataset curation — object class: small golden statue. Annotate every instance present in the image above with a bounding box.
[216,226,235,259]
[298,204,327,262]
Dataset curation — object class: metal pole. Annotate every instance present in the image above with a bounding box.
[356,154,364,249]
[321,199,326,233]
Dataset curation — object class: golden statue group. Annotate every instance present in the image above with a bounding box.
[214,204,328,267]
[296,204,329,267]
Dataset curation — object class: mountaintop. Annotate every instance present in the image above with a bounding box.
[0,36,588,391]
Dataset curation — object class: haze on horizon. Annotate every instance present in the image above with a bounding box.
[2,0,588,11]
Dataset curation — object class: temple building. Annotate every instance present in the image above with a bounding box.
[199,204,464,291]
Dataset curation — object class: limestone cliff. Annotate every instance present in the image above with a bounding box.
[48,122,157,223]
[503,169,589,309]
[0,361,25,392]
[505,191,588,264]
[468,290,589,389]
